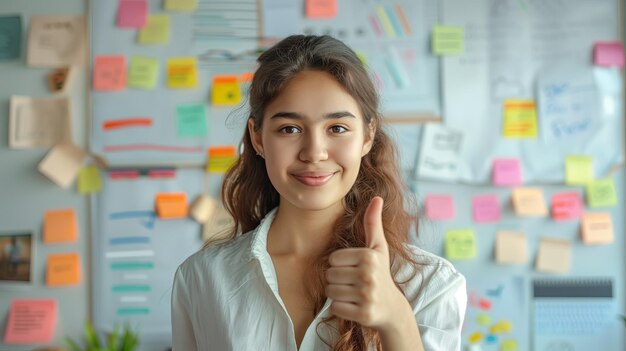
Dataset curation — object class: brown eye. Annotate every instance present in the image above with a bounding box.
[279,126,301,134]
[330,125,348,134]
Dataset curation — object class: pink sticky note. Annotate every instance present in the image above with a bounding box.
[551,191,583,220]
[594,41,625,68]
[492,158,522,186]
[472,194,500,223]
[305,0,338,19]
[4,299,57,344]
[117,0,148,28]
[425,195,455,220]
[93,56,126,91]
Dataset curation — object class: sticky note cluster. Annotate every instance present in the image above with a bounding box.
[207,146,237,173]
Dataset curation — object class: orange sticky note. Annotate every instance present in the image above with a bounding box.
[535,237,571,274]
[580,212,613,244]
[211,75,241,106]
[495,231,527,264]
[155,192,188,218]
[511,187,547,216]
[207,145,237,173]
[306,0,338,19]
[46,252,80,286]
[3,299,57,344]
[93,55,126,91]
[43,208,77,244]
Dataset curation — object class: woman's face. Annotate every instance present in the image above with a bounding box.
[249,70,373,213]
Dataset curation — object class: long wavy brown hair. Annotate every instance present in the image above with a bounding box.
[219,35,419,351]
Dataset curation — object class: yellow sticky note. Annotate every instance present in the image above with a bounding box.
[46,252,80,286]
[207,145,237,173]
[586,178,617,208]
[536,237,571,274]
[468,331,483,344]
[211,75,241,106]
[165,0,197,11]
[565,155,594,185]
[138,15,170,44]
[43,209,78,244]
[476,314,491,326]
[511,187,547,216]
[490,320,512,334]
[503,99,537,138]
[432,26,464,55]
[167,57,197,88]
[501,339,518,351]
[78,165,102,194]
[128,56,159,89]
[495,231,527,264]
[581,212,613,244]
[445,229,476,260]
[155,192,188,219]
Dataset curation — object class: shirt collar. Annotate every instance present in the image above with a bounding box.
[248,207,278,262]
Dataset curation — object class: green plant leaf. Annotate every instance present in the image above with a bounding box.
[84,322,102,350]
[64,337,83,351]
[108,324,120,351]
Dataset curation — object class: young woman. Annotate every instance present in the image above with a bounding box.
[172,35,466,351]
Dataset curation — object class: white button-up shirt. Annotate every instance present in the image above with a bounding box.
[172,209,467,350]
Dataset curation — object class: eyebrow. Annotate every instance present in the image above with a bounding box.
[269,111,357,120]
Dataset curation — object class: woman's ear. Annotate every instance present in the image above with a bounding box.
[361,121,376,157]
[247,118,264,156]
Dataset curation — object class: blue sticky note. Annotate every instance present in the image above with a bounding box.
[0,15,22,60]
[176,103,207,137]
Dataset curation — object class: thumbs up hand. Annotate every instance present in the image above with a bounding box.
[325,196,406,329]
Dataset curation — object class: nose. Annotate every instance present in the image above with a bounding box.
[298,131,328,163]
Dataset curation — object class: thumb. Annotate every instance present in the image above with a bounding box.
[364,196,388,253]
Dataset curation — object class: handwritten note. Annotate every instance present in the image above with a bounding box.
[78,165,103,194]
[535,237,571,274]
[165,0,198,11]
[38,143,87,188]
[128,56,159,89]
[537,66,600,142]
[155,192,188,219]
[207,145,237,173]
[445,229,476,260]
[117,0,147,28]
[44,209,77,244]
[492,158,522,186]
[0,15,22,60]
[496,231,527,264]
[305,0,338,19]
[565,155,594,185]
[593,41,624,67]
[502,99,538,138]
[586,178,617,208]
[424,195,455,220]
[580,212,613,244]
[432,26,464,55]
[416,124,463,181]
[46,252,80,286]
[176,103,207,137]
[472,195,500,223]
[9,95,71,149]
[27,15,86,67]
[167,57,197,88]
[551,191,583,220]
[211,75,242,106]
[93,55,126,91]
[190,195,216,223]
[138,15,170,44]
[3,299,57,344]
[512,187,547,216]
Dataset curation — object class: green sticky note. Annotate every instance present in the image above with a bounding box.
[128,56,159,89]
[586,178,617,208]
[138,15,170,44]
[78,165,102,194]
[445,229,476,260]
[165,0,197,11]
[476,314,490,326]
[432,25,464,55]
[565,156,594,185]
[176,103,207,137]
[501,339,518,351]
[0,15,22,60]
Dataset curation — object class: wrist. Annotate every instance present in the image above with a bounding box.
[377,291,415,337]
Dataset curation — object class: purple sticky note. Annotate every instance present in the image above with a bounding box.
[492,158,522,186]
[551,191,583,221]
[472,195,500,223]
[425,195,455,220]
[117,0,148,28]
[594,41,625,68]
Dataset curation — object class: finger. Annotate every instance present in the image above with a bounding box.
[325,284,362,303]
[325,266,360,284]
[329,301,361,322]
[364,196,388,252]
[328,248,370,267]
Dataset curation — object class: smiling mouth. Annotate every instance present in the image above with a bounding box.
[291,173,336,186]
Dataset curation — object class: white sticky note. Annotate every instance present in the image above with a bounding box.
[38,143,87,188]
[416,124,463,181]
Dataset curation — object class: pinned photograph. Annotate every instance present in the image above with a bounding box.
[0,231,33,283]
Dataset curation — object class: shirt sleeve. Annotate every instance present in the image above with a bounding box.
[171,265,198,351]
[414,266,467,351]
